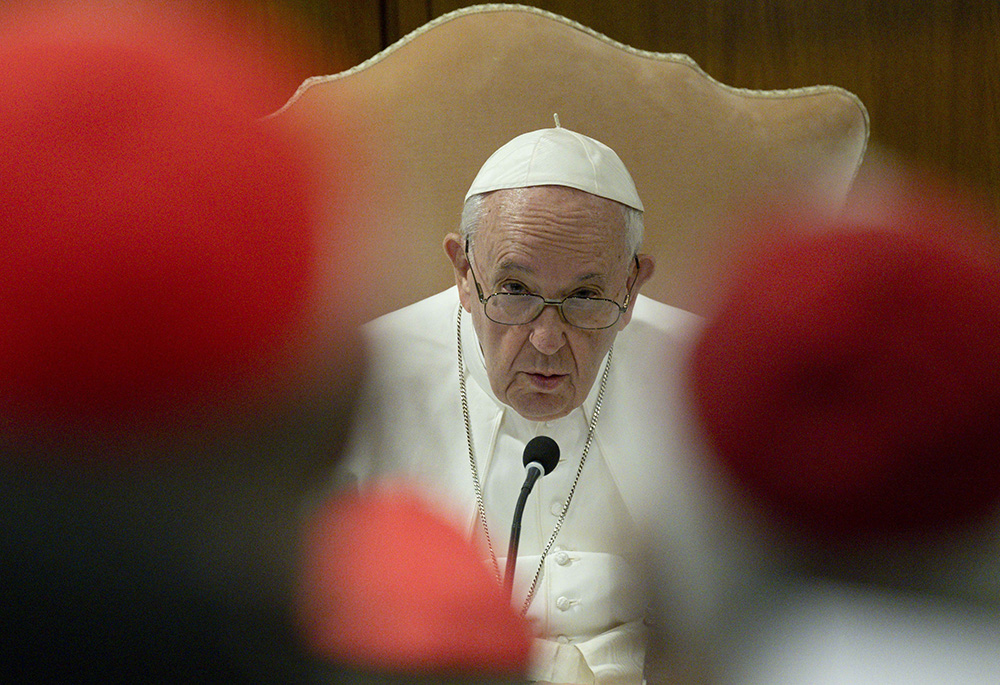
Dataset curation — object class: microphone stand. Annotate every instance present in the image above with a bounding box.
[504,465,542,601]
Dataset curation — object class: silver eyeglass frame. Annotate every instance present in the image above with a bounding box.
[463,240,639,330]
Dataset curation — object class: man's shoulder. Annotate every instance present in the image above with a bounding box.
[364,287,459,341]
[358,288,461,388]
[612,296,703,384]
[627,295,704,342]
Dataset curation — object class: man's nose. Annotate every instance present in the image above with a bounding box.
[528,304,568,355]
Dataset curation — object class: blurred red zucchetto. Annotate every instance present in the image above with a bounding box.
[690,185,1000,541]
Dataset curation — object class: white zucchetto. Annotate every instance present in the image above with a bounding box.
[465,125,643,211]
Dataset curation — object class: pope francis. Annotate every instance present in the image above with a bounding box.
[336,124,711,684]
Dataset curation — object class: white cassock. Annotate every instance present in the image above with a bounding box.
[336,287,733,684]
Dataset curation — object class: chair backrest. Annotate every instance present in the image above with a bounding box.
[272,3,869,319]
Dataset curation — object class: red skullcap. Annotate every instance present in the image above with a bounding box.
[0,3,345,436]
[691,200,1000,541]
[296,486,533,677]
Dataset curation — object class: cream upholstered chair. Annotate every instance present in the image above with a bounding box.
[272,3,869,320]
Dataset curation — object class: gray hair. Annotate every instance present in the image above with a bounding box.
[459,191,644,256]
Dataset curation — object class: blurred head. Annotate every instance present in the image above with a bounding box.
[0,0,366,449]
[296,484,533,679]
[690,186,1000,542]
[1,3,369,680]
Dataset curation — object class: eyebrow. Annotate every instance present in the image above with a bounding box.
[493,259,607,286]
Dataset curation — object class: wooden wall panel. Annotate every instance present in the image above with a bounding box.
[243,0,383,108]
[393,0,436,41]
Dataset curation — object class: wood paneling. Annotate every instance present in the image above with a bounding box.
[394,0,436,40]
[243,0,383,109]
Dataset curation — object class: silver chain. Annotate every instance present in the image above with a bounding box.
[456,306,612,615]
[457,306,502,584]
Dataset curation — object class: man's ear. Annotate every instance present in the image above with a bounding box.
[443,233,473,312]
[619,253,656,327]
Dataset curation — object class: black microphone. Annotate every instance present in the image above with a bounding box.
[504,436,560,598]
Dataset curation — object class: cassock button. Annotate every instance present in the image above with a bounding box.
[557,635,570,644]
[554,551,570,566]
[555,596,573,611]
[549,500,563,516]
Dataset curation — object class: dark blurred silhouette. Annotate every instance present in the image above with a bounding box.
[1,2,364,681]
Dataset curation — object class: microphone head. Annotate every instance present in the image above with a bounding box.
[523,436,560,475]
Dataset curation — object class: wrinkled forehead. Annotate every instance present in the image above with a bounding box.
[476,186,631,264]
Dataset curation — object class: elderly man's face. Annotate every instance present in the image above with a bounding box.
[445,186,653,421]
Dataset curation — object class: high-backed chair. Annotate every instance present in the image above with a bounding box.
[272,2,869,318]
[275,5,868,315]
[268,8,872,680]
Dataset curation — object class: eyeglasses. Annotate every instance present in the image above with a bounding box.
[465,242,638,330]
